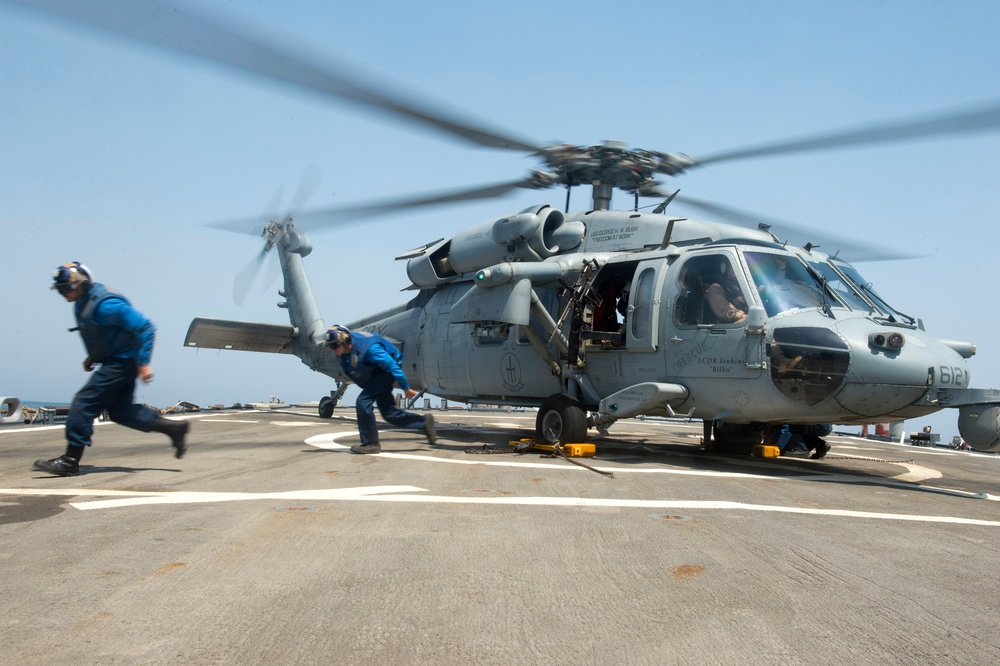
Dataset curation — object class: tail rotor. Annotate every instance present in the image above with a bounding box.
[230,165,320,306]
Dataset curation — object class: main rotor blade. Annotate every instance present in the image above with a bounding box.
[10,0,541,152]
[205,178,533,234]
[272,179,537,231]
[674,194,917,262]
[692,101,1000,167]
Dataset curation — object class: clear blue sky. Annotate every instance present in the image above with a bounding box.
[2,0,998,440]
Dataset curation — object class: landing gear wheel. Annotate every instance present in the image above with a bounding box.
[536,394,588,443]
[712,421,766,455]
[318,396,336,419]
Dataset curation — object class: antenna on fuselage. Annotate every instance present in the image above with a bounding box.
[652,190,680,214]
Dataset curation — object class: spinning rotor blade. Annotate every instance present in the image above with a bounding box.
[288,163,321,214]
[208,165,321,235]
[674,194,917,262]
[691,101,1000,167]
[231,165,321,304]
[247,184,286,237]
[17,0,998,251]
[259,178,536,231]
[10,0,541,152]
[233,246,269,307]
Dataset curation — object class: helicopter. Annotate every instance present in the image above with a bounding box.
[12,0,1000,452]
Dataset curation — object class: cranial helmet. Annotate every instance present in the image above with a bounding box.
[52,261,93,295]
[325,324,351,349]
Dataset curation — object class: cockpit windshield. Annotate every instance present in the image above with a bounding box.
[829,260,902,320]
[806,259,876,313]
[743,251,834,317]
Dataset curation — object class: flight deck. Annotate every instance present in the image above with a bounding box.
[2,409,999,664]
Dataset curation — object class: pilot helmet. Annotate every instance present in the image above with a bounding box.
[326,325,351,350]
[52,261,93,296]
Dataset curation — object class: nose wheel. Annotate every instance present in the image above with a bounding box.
[318,383,349,419]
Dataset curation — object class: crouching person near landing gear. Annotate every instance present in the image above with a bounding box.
[326,325,436,454]
[801,424,833,459]
[32,262,189,477]
[772,423,832,459]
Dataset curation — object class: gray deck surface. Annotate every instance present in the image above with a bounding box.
[2,409,999,665]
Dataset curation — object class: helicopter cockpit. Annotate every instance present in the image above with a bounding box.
[737,247,908,323]
[662,245,921,411]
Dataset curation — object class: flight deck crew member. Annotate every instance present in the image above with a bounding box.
[32,262,189,477]
[326,325,436,454]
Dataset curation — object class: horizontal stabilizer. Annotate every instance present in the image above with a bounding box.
[184,318,298,354]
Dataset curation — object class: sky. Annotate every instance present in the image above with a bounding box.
[1,0,998,441]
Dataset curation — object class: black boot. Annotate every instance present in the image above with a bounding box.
[810,441,831,459]
[423,414,438,445]
[151,417,189,459]
[33,455,80,477]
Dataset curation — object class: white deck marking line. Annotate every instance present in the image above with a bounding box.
[5,430,996,520]
[2,488,168,498]
[0,421,116,434]
[0,486,997,525]
[69,485,425,509]
[306,431,1000,501]
[269,421,328,427]
[891,463,942,483]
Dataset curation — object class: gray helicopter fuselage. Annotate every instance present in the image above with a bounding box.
[377,241,970,424]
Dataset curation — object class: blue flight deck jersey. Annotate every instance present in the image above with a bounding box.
[75,283,156,365]
[339,331,409,390]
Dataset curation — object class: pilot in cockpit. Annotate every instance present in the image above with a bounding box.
[704,259,748,324]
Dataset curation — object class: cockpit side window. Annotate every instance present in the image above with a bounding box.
[675,254,749,326]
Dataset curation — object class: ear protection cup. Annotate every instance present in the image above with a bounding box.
[326,325,351,349]
[52,261,93,293]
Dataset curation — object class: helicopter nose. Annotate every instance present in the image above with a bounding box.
[833,322,967,418]
[767,322,968,418]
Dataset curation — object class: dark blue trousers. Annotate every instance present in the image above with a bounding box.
[355,371,425,445]
[66,358,159,448]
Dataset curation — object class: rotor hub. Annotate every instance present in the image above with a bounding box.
[537,141,696,196]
